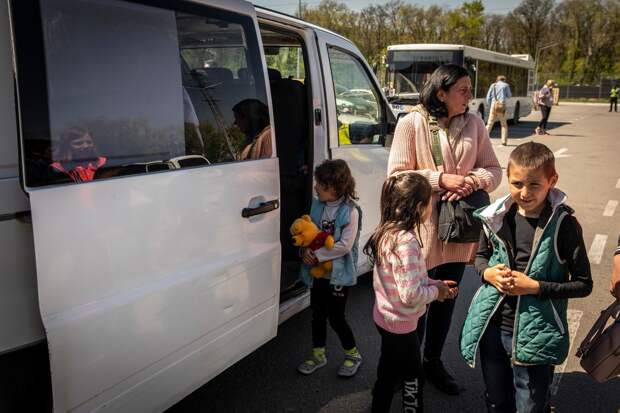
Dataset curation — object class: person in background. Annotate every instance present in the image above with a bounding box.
[297,159,364,378]
[609,84,619,112]
[486,75,512,146]
[535,80,554,135]
[461,142,592,413]
[50,127,107,183]
[365,172,457,413]
[387,64,502,395]
[233,99,272,160]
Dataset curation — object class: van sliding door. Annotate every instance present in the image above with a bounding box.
[10,0,280,411]
[315,30,394,272]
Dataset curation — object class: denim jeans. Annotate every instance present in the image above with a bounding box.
[479,323,554,413]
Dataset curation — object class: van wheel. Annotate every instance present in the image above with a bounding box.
[513,102,520,124]
[478,105,485,123]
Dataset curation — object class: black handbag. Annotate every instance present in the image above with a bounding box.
[428,115,490,244]
[437,189,490,243]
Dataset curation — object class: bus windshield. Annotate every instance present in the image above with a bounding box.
[385,50,458,97]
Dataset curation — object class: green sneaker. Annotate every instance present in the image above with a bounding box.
[338,347,362,377]
[297,347,327,375]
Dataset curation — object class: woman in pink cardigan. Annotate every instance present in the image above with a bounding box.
[387,64,502,395]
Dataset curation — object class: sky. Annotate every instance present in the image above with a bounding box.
[253,0,522,16]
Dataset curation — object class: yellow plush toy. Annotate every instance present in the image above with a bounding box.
[290,215,335,278]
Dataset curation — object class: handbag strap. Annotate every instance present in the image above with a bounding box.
[428,115,444,168]
[576,299,620,357]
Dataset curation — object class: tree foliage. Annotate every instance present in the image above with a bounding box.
[299,0,620,84]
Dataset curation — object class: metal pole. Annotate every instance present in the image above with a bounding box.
[298,0,302,19]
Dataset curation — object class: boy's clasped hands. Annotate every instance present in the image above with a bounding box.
[483,264,541,295]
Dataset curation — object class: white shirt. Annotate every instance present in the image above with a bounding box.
[314,197,359,262]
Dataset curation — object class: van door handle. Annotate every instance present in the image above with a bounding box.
[242,199,279,218]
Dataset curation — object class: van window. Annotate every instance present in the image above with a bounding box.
[327,47,386,146]
[13,0,270,187]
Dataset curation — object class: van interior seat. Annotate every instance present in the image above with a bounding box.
[267,67,308,261]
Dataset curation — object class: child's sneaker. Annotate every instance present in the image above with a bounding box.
[337,347,362,377]
[297,347,327,375]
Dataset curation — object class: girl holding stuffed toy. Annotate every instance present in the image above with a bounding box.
[364,172,458,412]
[297,159,363,377]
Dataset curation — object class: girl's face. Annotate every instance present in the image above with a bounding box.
[70,133,96,161]
[436,76,472,118]
[314,182,339,202]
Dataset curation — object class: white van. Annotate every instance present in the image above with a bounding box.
[1,1,395,411]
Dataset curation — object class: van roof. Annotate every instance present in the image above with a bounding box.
[254,6,350,42]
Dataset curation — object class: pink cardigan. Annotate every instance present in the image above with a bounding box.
[373,230,439,334]
[387,108,502,270]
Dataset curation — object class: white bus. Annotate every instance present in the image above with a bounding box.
[1,1,394,411]
[384,44,535,123]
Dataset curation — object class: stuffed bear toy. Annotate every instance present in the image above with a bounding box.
[290,215,334,278]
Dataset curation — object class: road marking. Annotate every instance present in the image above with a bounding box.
[554,148,570,158]
[603,200,619,217]
[616,178,620,189]
[588,234,608,264]
[551,309,583,395]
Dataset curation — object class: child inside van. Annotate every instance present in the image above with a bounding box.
[364,172,457,413]
[297,159,363,377]
[460,142,593,413]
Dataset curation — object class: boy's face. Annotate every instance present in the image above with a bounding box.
[508,164,558,217]
[314,182,339,203]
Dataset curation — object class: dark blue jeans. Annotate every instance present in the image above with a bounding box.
[479,323,554,413]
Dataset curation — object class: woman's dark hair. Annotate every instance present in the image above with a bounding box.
[363,172,432,266]
[419,64,471,118]
[314,159,358,201]
[232,98,270,138]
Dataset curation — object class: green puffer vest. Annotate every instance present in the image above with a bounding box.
[460,190,572,367]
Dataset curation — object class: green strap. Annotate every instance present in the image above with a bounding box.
[428,115,443,167]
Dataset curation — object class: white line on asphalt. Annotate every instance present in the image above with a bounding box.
[588,234,608,264]
[616,178,620,189]
[551,309,583,395]
[603,200,619,217]
[554,148,570,158]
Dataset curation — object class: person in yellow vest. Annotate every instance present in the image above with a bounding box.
[610,85,619,112]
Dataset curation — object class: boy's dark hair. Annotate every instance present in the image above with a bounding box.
[314,159,358,201]
[363,172,432,266]
[419,64,471,118]
[507,141,557,178]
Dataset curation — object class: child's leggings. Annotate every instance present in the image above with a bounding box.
[372,324,424,413]
[310,278,356,349]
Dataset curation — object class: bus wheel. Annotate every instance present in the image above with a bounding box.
[478,105,485,123]
[513,102,520,124]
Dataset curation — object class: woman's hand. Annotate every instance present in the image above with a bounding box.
[440,174,476,200]
[483,264,512,293]
[436,280,458,302]
[301,248,318,266]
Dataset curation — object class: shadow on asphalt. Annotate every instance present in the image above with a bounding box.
[486,120,574,144]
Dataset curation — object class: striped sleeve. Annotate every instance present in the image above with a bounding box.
[388,237,438,308]
[615,234,620,256]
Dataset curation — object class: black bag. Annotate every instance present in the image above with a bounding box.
[437,190,490,243]
[427,115,490,243]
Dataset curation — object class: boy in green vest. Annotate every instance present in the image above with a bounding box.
[460,142,592,412]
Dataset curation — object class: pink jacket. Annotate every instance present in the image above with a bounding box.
[373,230,439,334]
[387,108,502,270]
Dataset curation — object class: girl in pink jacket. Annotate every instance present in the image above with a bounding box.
[364,172,457,413]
